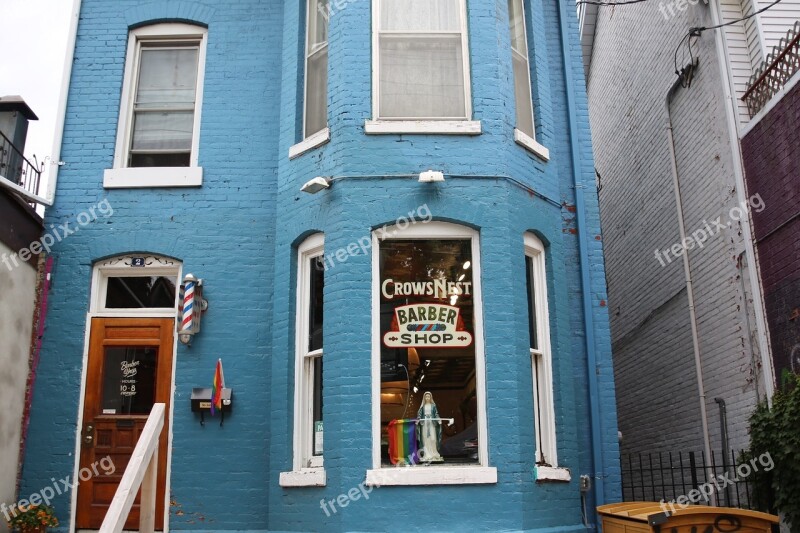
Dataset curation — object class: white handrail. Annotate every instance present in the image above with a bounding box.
[99,403,165,533]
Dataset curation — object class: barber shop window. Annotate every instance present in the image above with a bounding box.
[375,222,487,469]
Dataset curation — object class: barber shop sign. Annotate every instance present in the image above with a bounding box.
[383,303,473,348]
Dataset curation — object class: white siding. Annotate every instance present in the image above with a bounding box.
[760,2,800,54]
[721,0,756,126]
[742,0,765,70]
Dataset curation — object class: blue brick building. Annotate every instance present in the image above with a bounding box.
[18,0,620,530]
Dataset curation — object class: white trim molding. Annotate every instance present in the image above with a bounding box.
[365,120,482,135]
[279,468,327,487]
[514,129,550,161]
[534,465,571,482]
[103,167,203,188]
[365,466,497,486]
[289,127,330,159]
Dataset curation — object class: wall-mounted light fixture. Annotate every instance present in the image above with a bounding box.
[178,273,209,345]
[300,176,331,194]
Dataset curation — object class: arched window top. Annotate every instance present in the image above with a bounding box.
[91,254,182,314]
[524,231,545,255]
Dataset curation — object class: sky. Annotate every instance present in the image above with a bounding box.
[0,0,73,167]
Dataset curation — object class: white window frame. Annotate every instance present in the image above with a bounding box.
[281,233,327,487]
[365,0,482,135]
[289,0,331,158]
[366,221,496,486]
[508,0,550,161]
[104,23,207,188]
[90,254,181,316]
[524,233,561,474]
[303,0,328,140]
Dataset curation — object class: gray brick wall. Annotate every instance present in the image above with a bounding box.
[586,0,767,461]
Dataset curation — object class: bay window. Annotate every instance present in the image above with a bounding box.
[368,222,495,485]
[305,0,329,138]
[524,233,559,471]
[367,0,480,134]
[507,0,550,160]
[281,233,325,487]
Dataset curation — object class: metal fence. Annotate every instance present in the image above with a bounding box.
[621,450,775,510]
[0,129,41,200]
[743,20,800,116]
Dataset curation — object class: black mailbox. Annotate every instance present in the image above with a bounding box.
[191,387,233,426]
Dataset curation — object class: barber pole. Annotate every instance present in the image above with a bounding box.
[179,273,206,344]
[181,276,196,334]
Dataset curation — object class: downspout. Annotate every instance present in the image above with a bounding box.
[557,0,605,509]
[45,0,82,204]
[714,397,731,506]
[664,64,716,504]
[705,0,775,403]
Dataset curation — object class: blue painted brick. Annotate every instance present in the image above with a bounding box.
[20,0,620,530]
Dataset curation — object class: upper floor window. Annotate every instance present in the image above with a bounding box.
[305,0,329,138]
[506,1,549,160]
[508,0,534,139]
[372,0,472,121]
[105,24,207,188]
[524,233,558,467]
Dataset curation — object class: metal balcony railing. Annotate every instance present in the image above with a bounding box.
[0,129,42,200]
[743,21,800,116]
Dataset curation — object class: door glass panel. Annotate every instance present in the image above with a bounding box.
[105,276,177,308]
[101,347,158,414]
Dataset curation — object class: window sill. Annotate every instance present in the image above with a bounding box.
[289,127,330,159]
[534,465,571,482]
[514,129,550,161]
[103,167,203,188]
[365,466,497,486]
[365,120,482,135]
[279,469,326,487]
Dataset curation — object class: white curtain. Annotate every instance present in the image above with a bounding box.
[380,0,460,31]
[379,0,466,119]
[132,47,198,151]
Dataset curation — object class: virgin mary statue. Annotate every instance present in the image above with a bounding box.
[416,391,443,462]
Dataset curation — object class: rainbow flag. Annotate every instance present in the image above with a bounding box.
[211,359,225,416]
[387,419,418,465]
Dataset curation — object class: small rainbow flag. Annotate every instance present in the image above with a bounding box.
[387,419,418,465]
[211,359,225,416]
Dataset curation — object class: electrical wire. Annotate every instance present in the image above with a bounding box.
[673,0,785,83]
[692,0,785,32]
[576,0,650,5]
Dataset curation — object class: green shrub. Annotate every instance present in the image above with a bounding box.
[744,371,800,530]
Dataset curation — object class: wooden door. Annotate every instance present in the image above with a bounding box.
[76,317,173,530]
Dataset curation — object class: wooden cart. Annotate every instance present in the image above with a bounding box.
[598,502,779,533]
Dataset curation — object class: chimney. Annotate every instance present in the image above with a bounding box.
[0,95,39,155]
